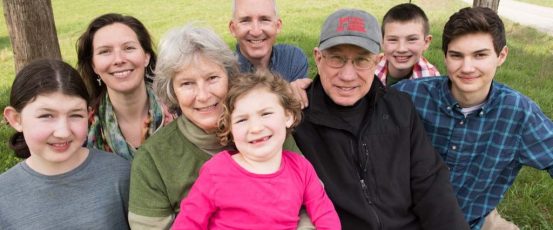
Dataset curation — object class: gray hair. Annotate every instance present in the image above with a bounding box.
[154,24,239,111]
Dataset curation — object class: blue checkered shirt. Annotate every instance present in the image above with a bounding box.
[236,44,308,82]
[393,77,553,229]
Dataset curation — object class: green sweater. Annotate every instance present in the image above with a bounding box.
[129,118,301,228]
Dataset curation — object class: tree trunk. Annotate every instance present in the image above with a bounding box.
[3,0,61,72]
[473,0,501,13]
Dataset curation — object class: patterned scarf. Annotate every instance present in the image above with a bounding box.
[87,87,165,160]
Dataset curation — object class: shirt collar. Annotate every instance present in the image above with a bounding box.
[439,78,499,116]
[235,44,276,72]
[375,55,439,86]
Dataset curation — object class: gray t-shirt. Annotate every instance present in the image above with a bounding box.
[0,148,130,230]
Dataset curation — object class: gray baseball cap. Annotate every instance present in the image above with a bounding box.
[318,9,381,54]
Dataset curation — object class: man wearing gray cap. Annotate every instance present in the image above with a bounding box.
[293,9,469,229]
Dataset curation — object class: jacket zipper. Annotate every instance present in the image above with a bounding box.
[358,143,382,229]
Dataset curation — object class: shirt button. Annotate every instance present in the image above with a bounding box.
[451,145,457,150]
[459,121,464,125]
[479,111,484,116]
[447,106,452,110]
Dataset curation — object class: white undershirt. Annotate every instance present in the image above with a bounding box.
[460,102,485,118]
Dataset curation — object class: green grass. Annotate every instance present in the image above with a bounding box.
[1,0,552,228]
[516,0,553,8]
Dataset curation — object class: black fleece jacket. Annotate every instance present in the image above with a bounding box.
[294,76,469,230]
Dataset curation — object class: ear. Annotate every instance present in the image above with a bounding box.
[313,47,323,67]
[144,52,151,68]
[275,18,282,34]
[91,61,98,75]
[497,46,509,66]
[423,34,432,51]
[285,111,294,128]
[229,20,237,38]
[87,106,93,119]
[3,106,23,132]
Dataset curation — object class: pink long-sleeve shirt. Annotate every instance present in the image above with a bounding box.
[172,150,340,230]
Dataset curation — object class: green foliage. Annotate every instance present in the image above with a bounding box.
[0,83,18,172]
[0,0,551,228]
[0,126,18,173]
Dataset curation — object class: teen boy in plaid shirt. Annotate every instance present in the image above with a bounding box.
[394,7,553,230]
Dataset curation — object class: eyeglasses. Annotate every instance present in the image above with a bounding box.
[322,54,376,70]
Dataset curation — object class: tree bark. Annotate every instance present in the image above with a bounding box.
[3,0,61,72]
[473,0,501,13]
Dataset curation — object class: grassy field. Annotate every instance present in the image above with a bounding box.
[517,0,553,8]
[1,0,552,228]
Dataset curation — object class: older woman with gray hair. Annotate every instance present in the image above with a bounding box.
[127,24,303,229]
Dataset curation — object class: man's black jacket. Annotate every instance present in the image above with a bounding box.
[294,76,469,230]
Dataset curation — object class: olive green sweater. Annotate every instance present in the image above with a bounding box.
[128,117,300,229]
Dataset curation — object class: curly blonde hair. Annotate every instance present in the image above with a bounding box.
[217,71,302,146]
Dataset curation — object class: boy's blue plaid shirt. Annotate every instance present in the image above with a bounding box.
[393,77,553,228]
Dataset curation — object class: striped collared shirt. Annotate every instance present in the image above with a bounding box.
[375,55,440,86]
